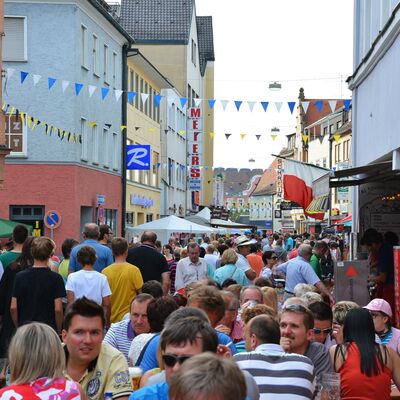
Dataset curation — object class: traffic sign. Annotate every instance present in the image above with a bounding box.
[97,194,106,205]
[44,210,61,229]
[345,265,358,277]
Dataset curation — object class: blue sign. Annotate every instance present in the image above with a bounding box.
[130,194,154,208]
[127,145,151,170]
[44,210,61,229]
[97,195,105,205]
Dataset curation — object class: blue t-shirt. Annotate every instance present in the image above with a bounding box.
[140,332,237,372]
[129,382,168,400]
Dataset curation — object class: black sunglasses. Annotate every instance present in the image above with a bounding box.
[313,327,332,335]
[162,354,192,367]
[271,256,278,260]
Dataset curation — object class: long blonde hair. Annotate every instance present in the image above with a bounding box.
[9,322,65,384]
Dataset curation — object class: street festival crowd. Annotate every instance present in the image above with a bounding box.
[0,223,398,399]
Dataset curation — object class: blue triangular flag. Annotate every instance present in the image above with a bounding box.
[48,77,57,90]
[287,102,296,114]
[314,100,323,113]
[208,99,216,109]
[20,71,29,84]
[101,87,110,100]
[157,162,161,168]
[180,97,188,108]
[261,101,269,112]
[343,99,351,111]
[154,95,163,107]
[234,100,242,111]
[128,92,136,104]
[75,83,84,96]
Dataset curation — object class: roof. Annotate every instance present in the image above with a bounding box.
[252,159,279,196]
[119,0,194,44]
[196,16,215,76]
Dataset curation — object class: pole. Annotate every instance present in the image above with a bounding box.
[121,44,128,238]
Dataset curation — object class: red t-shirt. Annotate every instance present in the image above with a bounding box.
[247,254,264,277]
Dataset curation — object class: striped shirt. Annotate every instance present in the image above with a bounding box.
[234,343,315,400]
[103,318,135,364]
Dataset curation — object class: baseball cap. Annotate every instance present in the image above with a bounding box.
[235,235,257,247]
[363,298,393,318]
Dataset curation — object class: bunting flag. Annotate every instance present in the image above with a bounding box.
[104,123,112,128]
[154,95,163,107]
[225,133,231,139]
[255,134,261,140]
[101,87,110,100]
[271,134,277,141]
[209,132,215,139]
[48,77,57,90]
[120,125,127,131]
[275,102,282,112]
[135,126,140,131]
[62,80,70,93]
[240,133,247,140]
[302,134,309,143]
[261,101,269,112]
[141,93,149,106]
[7,68,15,79]
[180,97,188,108]
[194,98,202,107]
[88,85,97,98]
[9,107,15,117]
[179,130,186,135]
[89,121,97,128]
[287,102,296,114]
[20,71,29,83]
[149,127,156,132]
[247,101,256,112]
[301,101,310,114]
[234,101,243,111]
[328,100,337,113]
[33,75,42,86]
[314,100,323,112]
[75,83,84,96]
[128,92,136,104]
[318,135,324,144]
[333,134,341,143]
[221,100,229,111]
[208,99,216,109]
[343,99,351,111]
[114,89,123,102]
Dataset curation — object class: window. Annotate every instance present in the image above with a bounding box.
[152,151,159,187]
[337,121,342,129]
[129,69,134,92]
[92,124,99,164]
[93,34,99,76]
[323,126,328,135]
[112,51,117,88]
[322,157,327,168]
[81,25,88,68]
[146,214,153,223]
[335,143,342,163]
[103,128,109,167]
[103,44,109,84]
[80,118,88,161]
[168,158,173,185]
[4,112,27,157]
[3,16,27,61]
[144,82,149,116]
[126,212,134,225]
[113,132,118,170]
[191,39,197,66]
[329,124,334,134]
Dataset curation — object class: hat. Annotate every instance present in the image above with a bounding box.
[364,298,393,318]
[235,235,257,247]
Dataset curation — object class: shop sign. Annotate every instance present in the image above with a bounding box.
[130,195,154,208]
[187,108,202,202]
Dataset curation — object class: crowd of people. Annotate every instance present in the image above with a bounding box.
[0,223,398,399]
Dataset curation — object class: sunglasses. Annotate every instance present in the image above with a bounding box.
[271,256,278,260]
[162,354,192,367]
[313,327,333,335]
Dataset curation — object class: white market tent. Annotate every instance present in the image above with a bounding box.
[125,215,215,244]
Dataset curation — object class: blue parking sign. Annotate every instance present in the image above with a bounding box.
[126,145,151,170]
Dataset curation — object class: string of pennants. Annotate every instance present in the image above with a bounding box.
[7,68,351,114]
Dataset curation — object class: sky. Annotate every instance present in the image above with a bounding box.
[195,0,354,170]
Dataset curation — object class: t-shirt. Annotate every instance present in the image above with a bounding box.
[58,259,70,283]
[126,244,169,283]
[214,263,248,286]
[102,262,144,323]
[310,254,322,279]
[378,242,394,284]
[12,267,66,331]
[304,341,333,379]
[247,254,264,277]
[66,270,111,305]
[0,251,20,274]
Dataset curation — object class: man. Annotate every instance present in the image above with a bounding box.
[240,285,264,307]
[235,314,315,399]
[279,304,332,380]
[308,301,335,350]
[104,293,153,363]
[200,236,210,249]
[262,236,274,253]
[0,225,28,278]
[276,244,333,304]
[126,231,170,294]
[11,237,65,333]
[235,236,257,283]
[204,244,218,270]
[309,241,329,279]
[215,291,243,342]
[174,243,208,291]
[69,223,113,273]
[63,297,132,399]
[284,233,294,252]
[102,238,144,323]
[99,224,113,247]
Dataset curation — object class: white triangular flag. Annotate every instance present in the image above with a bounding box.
[194,98,202,107]
[275,102,282,112]
[221,100,229,111]
[141,93,149,106]
[114,89,123,102]
[33,75,42,86]
[301,101,310,114]
[7,68,15,79]
[247,101,256,112]
[163,163,168,169]
[62,80,70,93]
[328,100,337,113]
[88,85,97,97]
[167,96,174,107]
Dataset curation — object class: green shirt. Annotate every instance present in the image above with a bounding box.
[0,251,20,272]
[310,254,322,279]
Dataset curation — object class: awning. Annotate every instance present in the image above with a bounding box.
[336,215,352,224]
[305,195,329,214]
[0,219,33,238]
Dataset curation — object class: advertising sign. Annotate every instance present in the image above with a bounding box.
[126,145,151,170]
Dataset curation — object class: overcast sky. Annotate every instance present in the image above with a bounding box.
[195,0,353,170]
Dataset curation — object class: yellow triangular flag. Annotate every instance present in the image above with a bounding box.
[2,102,6,111]
[271,134,277,141]
[27,115,31,129]
[120,125,127,131]
[209,132,215,139]
[89,121,97,128]
[31,118,38,130]
[179,130,186,135]
[302,134,309,143]
[20,112,25,125]
[333,134,341,143]
[240,133,247,140]
[9,107,15,117]
[149,127,156,132]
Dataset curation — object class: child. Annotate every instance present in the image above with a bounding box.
[58,238,79,284]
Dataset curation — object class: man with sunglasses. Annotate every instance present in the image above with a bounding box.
[308,301,335,350]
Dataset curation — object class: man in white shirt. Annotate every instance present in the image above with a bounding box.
[204,244,219,270]
[174,243,208,291]
[235,236,257,283]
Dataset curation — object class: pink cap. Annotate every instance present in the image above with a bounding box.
[364,298,393,318]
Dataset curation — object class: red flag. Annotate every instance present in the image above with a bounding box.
[283,159,328,220]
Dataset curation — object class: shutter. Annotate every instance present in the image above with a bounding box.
[3,17,25,61]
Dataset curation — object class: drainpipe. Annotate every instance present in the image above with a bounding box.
[121,44,128,237]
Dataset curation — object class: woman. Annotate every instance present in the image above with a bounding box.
[163,244,174,264]
[214,249,248,286]
[260,250,278,281]
[332,300,359,344]
[0,322,86,399]
[330,308,400,399]
[364,298,400,354]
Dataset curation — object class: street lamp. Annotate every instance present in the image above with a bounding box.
[269,81,282,91]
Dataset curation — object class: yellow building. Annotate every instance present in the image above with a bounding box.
[125,51,172,226]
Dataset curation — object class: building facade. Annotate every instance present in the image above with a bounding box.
[0,0,132,245]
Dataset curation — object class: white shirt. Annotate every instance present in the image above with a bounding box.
[66,269,111,305]
[204,254,219,268]
[174,257,208,291]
